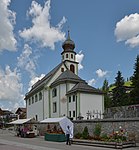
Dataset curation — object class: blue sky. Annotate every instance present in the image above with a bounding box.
[0,0,139,111]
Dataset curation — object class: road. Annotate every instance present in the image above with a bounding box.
[0,129,138,150]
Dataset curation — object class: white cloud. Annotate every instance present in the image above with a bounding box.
[96,69,107,78]
[17,44,37,78]
[0,65,23,102]
[0,0,17,51]
[28,74,45,91]
[88,78,96,86]
[19,0,66,49]
[76,51,84,70]
[115,13,139,47]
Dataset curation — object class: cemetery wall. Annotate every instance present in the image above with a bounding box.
[73,118,139,142]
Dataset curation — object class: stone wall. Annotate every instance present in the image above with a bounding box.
[73,118,139,142]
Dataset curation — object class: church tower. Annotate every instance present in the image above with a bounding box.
[61,31,78,75]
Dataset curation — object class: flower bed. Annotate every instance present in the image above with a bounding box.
[71,139,136,149]
[73,124,136,149]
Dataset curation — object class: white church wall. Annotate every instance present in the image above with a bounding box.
[59,84,67,117]
[51,86,59,118]
[80,93,104,119]
[47,64,67,87]
[27,99,43,121]
[43,89,49,119]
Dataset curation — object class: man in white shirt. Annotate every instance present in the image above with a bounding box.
[65,125,71,145]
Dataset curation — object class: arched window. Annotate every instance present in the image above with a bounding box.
[52,88,57,97]
[35,94,38,102]
[61,68,64,72]
[29,98,31,105]
[71,54,73,59]
[39,92,42,100]
[70,64,75,73]
[32,96,34,104]
[66,54,68,58]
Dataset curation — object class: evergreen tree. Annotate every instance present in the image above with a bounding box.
[112,71,126,107]
[102,79,111,108]
[130,55,139,104]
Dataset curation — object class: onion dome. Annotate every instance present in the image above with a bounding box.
[62,30,75,51]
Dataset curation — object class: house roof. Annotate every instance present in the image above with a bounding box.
[66,81,104,95]
[25,62,63,99]
[15,107,26,114]
[50,70,84,87]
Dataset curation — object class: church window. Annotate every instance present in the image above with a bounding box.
[39,92,42,100]
[70,64,75,73]
[52,88,57,97]
[73,95,75,102]
[35,115,38,121]
[69,111,71,117]
[73,111,75,117]
[61,68,64,72]
[66,54,68,58]
[53,102,57,113]
[62,55,64,60]
[29,98,31,105]
[69,96,71,103]
[35,94,38,102]
[32,96,34,104]
[71,54,73,59]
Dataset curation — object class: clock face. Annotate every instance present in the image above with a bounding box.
[61,96,67,103]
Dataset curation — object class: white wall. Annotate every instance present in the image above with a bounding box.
[80,93,104,119]
[27,99,44,121]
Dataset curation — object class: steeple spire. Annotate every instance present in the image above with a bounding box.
[67,29,70,40]
[62,30,75,51]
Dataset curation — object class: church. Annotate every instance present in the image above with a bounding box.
[24,31,104,121]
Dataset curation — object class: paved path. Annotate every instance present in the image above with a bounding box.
[0,129,138,150]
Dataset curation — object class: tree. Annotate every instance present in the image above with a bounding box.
[102,79,111,108]
[130,55,139,104]
[112,71,127,107]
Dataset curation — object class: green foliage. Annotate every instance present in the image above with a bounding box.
[101,133,109,141]
[102,79,112,108]
[112,71,127,107]
[130,55,139,104]
[93,123,101,137]
[74,132,82,139]
[82,126,89,139]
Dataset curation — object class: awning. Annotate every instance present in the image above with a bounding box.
[40,117,73,138]
[9,118,32,125]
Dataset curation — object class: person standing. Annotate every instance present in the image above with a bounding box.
[65,125,71,145]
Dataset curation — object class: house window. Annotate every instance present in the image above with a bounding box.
[73,95,75,102]
[53,102,57,113]
[35,94,38,102]
[73,111,75,117]
[69,96,71,103]
[52,88,57,97]
[61,68,64,72]
[66,54,68,58]
[29,99,31,105]
[39,92,42,100]
[71,54,73,59]
[32,96,34,104]
[69,111,71,117]
[70,64,75,73]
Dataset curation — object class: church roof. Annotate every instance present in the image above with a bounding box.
[66,82,104,95]
[50,70,84,87]
[61,30,76,55]
[25,62,63,98]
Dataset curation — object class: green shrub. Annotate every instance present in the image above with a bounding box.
[93,123,101,138]
[82,126,89,139]
[101,133,109,141]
